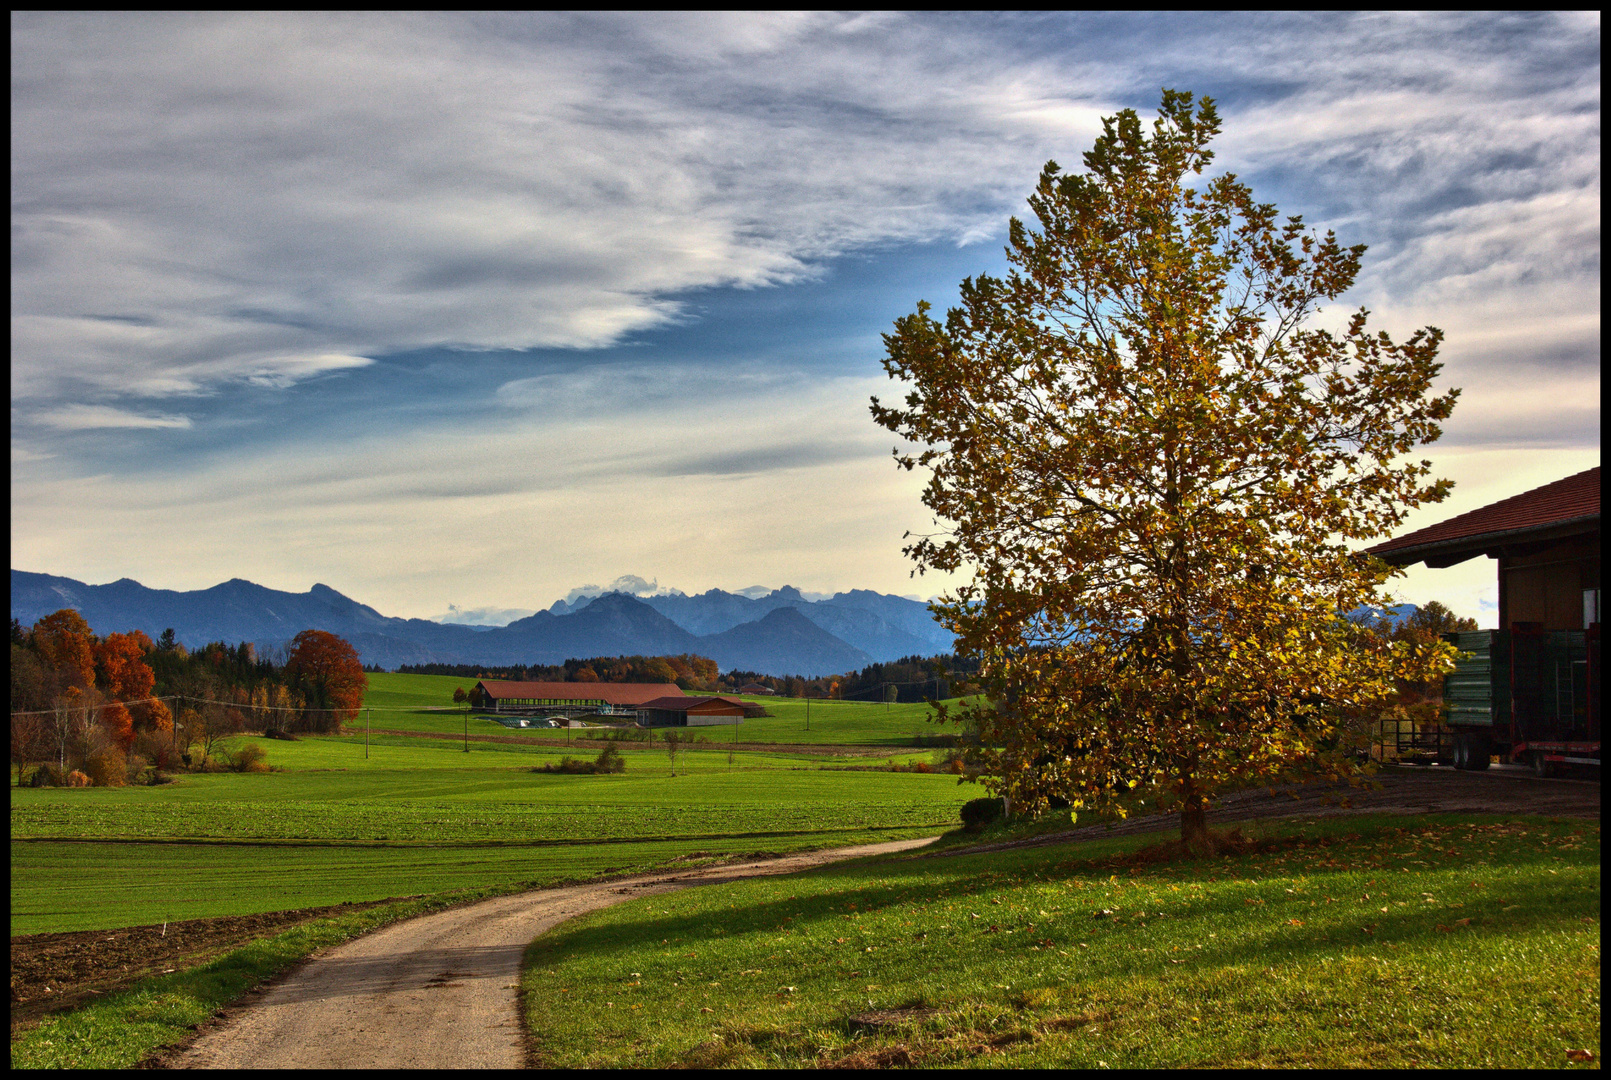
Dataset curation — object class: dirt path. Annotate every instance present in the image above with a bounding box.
[163,837,935,1070]
[940,764,1601,858]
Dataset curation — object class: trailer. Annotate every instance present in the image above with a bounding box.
[1439,626,1600,775]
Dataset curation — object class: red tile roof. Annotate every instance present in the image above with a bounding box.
[637,695,746,712]
[1369,467,1600,564]
[475,681,683,706]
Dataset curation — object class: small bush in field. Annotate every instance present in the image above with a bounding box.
[230,744,270,773]
[960,796,1004,832]
[65,769,91,788]
[534,744,627,775]
[82,748,128,787]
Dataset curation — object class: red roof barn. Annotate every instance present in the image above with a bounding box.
[1369,467,1600,632]
[472,680,683,715]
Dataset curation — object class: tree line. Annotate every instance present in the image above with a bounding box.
[11,611,366,786]
[399,654,722,690]
[397,650,982,702]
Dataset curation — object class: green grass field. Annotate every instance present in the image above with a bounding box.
[520,814,1602,1068]
[10,735,971,935]
[357,672,970,745]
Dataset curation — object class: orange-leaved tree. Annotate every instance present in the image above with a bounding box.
[100,701,136,750]
[31,609,98,693]
[284,630,367,732]
[96,631,157,703]
[871,90,1460,852]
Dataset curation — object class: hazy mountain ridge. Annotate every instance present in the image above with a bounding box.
[10,570,946,677]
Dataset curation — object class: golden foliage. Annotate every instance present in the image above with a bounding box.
[872,90,1459,849]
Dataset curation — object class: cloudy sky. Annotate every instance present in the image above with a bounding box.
[11,12,1600,626]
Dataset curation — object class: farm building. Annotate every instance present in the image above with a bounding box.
[738,682,775,696]
[1369,466,1599,773]
[471,680,683,719]
[636,695,747,727]
[1369,466,1599,632]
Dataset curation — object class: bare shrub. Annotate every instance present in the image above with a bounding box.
[133,728,181,772]
[229,743,270,773]
[81,746,128,787]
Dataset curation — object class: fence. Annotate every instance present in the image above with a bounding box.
[1373,717,1452,764]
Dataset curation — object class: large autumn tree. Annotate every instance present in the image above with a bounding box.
[284,629,367,731]
[871,90,1460,852]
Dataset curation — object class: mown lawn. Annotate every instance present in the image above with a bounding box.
[11,735,969,935]
[521,814,1601,1069]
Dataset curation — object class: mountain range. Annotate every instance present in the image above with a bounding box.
[10,570,954,678]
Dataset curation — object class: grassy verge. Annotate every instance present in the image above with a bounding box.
[521,814,1601,1068]
[10,882,525,1069]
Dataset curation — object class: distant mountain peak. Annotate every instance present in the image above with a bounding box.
[12,569,955,677]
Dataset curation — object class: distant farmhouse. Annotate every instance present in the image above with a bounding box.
[637,695,747,727]
[469,680,756,727]
[738,682,775,695]
[471,680,681,721]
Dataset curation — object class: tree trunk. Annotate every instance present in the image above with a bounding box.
[1179,766,1212,855]
[1180,803,1211,855]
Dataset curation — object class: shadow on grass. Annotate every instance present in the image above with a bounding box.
[526,814,1598,981]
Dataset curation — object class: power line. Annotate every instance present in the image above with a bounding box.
[7,695,183,718]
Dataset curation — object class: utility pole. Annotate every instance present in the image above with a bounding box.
[366,708,370,759]
[806,695,810,732]
[464,703,469,753]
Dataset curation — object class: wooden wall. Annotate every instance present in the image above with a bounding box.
[1500,532,1600,631]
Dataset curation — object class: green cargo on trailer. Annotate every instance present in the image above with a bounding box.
[1442,628,1600,776]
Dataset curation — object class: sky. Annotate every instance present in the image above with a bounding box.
[11,12,1600,627]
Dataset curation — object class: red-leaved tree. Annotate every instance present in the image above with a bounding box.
[97,631,157,703]
[284,630,367,732]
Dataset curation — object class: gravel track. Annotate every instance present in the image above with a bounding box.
[164,838,936,1070]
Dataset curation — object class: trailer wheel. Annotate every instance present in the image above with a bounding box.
[1451,736,1468,770]
[1531,751,1557,779]
[1467,732,1491,771]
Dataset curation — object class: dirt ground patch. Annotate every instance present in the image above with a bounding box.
[9,901,391,1034]
[943,764,1601,857]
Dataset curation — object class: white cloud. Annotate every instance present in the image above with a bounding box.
[12,13,1597,423]
[10,12,1108,407]
[8,12,1598,619]
[33,404,193,430]
[435,604,537,626]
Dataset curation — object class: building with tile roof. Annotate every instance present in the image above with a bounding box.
[637,695,747,727]
[472,680,683,717]
[1369,466,1599,632]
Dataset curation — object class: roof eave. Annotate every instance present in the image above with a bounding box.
[1371,514,1600,568]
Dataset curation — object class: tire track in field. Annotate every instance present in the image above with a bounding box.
[165,837,936,1070]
